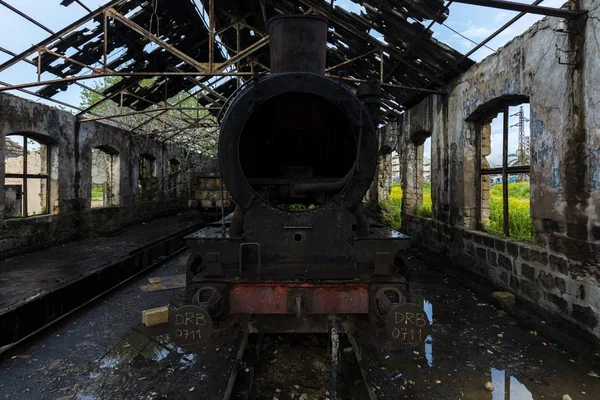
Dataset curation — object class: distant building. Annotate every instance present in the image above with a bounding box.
[391,151,401,183]
[423,157,431,182]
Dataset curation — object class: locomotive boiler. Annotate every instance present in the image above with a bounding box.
[170,15,430,349]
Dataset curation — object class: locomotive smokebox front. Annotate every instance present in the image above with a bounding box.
[219,15,378,250]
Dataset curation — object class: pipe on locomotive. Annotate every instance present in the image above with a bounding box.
[222,14,380,237]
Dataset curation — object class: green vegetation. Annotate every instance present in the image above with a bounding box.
[486,181,534,242]
[415,182,433,218]
[379,180,534,242]
[380,184,403,229]
[91,186,104,202]
[80,76,219,158]
[280,203,316,211]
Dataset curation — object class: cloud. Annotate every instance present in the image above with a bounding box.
[494,11,514,22]
[460,26,496,39]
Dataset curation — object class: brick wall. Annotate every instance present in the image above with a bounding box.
[403,213,599,337]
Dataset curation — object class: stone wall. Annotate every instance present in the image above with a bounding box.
[365,121,400,214]
[396,2,600,339]
[0,92,192,257]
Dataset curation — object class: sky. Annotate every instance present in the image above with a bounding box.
[0,0,557,160]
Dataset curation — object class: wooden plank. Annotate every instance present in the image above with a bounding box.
[142,306,169,327]
[140,282,167,292]
[141,274,186,292]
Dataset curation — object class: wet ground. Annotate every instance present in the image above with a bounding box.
[0,250,236,400]
[1,249,600,399]
[356,252,600,399]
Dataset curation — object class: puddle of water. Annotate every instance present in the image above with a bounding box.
[97,332,150,369]
[130,340,171,368]
[179,352,198,367]
[491,368,533,400]
[423,299,434,368]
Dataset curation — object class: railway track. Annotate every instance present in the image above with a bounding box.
[222,325,377,400]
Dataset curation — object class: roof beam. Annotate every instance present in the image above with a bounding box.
[215,36,270,73]
[105,8,217,73]
[453,0,581,18]
[0,72,253,93]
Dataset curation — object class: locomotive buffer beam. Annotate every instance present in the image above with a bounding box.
[169,281,430,350]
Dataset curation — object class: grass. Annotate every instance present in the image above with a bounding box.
[485,181,534,242]
[92,186,104,201]
[415,182,433,218]
[380,184,403,229]
[379,180,534,242]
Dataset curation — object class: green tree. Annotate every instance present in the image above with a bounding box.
[80,76,221,196]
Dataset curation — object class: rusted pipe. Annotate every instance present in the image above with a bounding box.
[291,166,354,196]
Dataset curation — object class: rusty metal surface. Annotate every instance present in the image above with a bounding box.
[229,283,369,315]
[173,7,418,341]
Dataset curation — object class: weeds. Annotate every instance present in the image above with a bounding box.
[380,185,403,229]
[379,181,534,242]
[486,182,534,242]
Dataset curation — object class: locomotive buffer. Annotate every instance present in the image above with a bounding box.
[169,13,430,372]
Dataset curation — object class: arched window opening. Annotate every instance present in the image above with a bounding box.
[168,158,180,199]
[4,134,51,218]
[91,146,119,208]
[416,136,433,218]
[409,130,433,218]
[476,102,533,241]
[138,154,156,202]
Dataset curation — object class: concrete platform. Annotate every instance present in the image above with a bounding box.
[0,211,206,348]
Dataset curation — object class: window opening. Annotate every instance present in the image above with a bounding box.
[411,132,432,218]
[168,159,180,199]
[479,104,532,241]
[418,137,433,218]
[138,154,156,202]
[4,134,50,218]
[91,147,118,208]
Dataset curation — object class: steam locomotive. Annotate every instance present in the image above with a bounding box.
[170,15,430,349]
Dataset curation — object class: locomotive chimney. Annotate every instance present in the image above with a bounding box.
[268,15,328,74]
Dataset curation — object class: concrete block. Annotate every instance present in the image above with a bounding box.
[520,262,535,280]
[142,306,169,327]
[572,304,599,328]
[493,291,515,310]
[497,254,513,271]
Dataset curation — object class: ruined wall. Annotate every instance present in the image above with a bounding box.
[0,92,191,256]
[366,121,400,214]
[397,2,600,339]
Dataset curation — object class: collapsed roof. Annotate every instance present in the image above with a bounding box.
[24,0,476,123]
